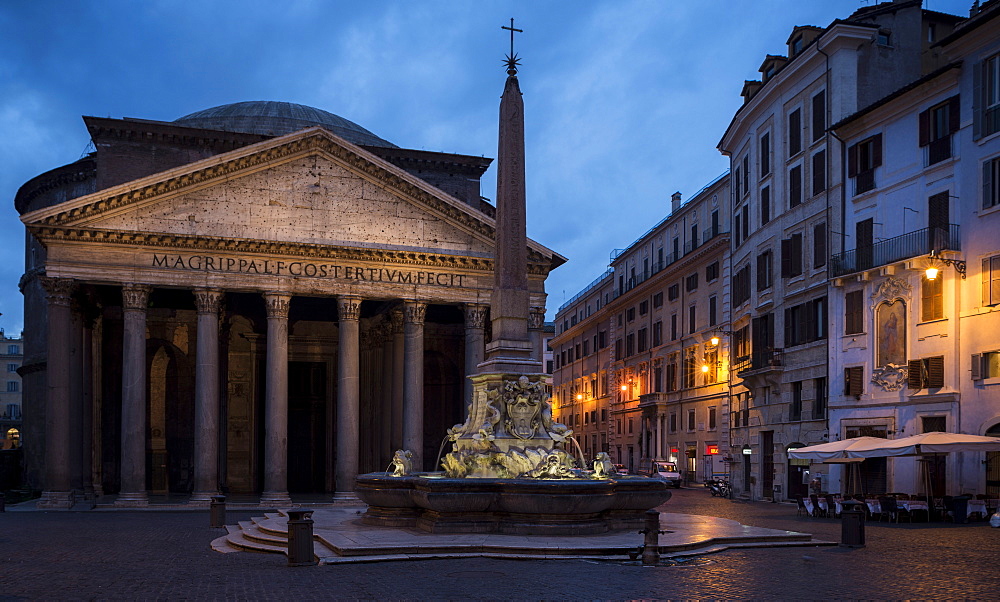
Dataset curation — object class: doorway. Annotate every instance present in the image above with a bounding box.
[287,362,327,493]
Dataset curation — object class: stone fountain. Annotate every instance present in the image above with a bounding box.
[355,33,670,535]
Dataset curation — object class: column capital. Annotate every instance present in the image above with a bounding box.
[337,295,362,321]
[193,289,225,315]
[40,277,76,307]
[528,306,546,330]
[263,292,292,319]
[403,300,427,325]
[463,303,489,330]
[390,309,405,334]
[121,283,152,311]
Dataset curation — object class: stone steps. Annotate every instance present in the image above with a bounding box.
[220,510,338,561]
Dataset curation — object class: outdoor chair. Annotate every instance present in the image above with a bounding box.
[825,494,838,518]
[795,495,809,517]
[809,494,825,517]
[932,497,947,521]
[877,496,910,522]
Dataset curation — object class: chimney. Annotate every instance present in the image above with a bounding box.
[671,191,682,214]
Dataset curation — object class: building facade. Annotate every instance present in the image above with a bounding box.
[1,332,23,450]
[718,0,964,501]
[828,0,1000,498]
[552,174,732,481]
[16,102,563,507]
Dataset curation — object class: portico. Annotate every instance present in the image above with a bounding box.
[19,121,562,506]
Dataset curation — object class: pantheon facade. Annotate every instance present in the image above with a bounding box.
[15,102,562,507]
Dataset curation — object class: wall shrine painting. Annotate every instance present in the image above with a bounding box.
[876,300,906,367]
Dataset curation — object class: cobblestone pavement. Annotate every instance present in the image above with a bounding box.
[1,489,997,600]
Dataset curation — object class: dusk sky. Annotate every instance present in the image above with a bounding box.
[0,0,972,332]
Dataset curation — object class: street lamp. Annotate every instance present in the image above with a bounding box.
[924,250,966,280]
[708,329,735,347]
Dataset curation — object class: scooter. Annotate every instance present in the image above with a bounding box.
[706,478,732,498]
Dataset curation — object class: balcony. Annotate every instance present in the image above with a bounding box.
[735,348,783,392]
[831,224,960,278]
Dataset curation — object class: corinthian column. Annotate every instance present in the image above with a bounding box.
[190,289,224,504]
[335,295,361,499]
[402,301,426,470]
[261,292,292,507]
[390,309,404,449]
[38,277,75,509]
[463,304,488,408]
[116,283,151,507]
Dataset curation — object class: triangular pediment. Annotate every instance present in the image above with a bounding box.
[21,127,563,267]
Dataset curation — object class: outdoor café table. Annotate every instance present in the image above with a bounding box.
[967,499,987,518]
[803,498,815,516]
[865,499,881,515]
[835,499,844,516]
[816,497,829,515]
[896,499,929,520]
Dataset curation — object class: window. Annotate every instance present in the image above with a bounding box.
[781,233,803,278]
[685,273,699,292]
[668,284,679,301]
[704,348,718,384]
[972,351,1000,380]
[814,377,827,419]
[921,274,944,321]
[741,204,749,241]
[848,134,882,195]
[791,36,803,55]
[760,132,771,178]
[742,154,750,196]
[908,356,945,389]
[984,255,1000,306]
[706,261,720,282]
[637,328,648,353]
[734,164,742,199]
[652,292,664,308]
[709,407,717,430]
[626,333,635,357]
[788,108,802,156]
[760,186,771,225]
[976,53,1000,139]
[598,331,607,348]
[683,349,698,388]
[615,339,622,360]
[920,96,959,165]
[6,364,16,373]
[7,345,18,355]
[687,409,696,432]
[984,155,1000,210]
[734,211,742,247]
[784,296,827,347]
[670,314,678,341]
[6,381,18,393]
[845,366,865,397]
[845,290,864,334]
[582,340,590,356]
[639,300,648,316]
[669,413,677,433]
[626,307,635,322]
[665,356,678,392]
[790,381,803,421]
[812,90,826,141]
[571,315,577,327]
[652,321,663,347]
[876,30,891,46]
[688,305,697,334]
[812,150,826,195]
[789,165,802,207]
[756,250,772,292]
[709,296,718,327]
[733,263,752,307]
[813,223,826,268]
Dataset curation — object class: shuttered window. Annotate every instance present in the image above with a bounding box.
[973,54,1000,140]
[788,108,802,156]
[756,250,772,291]
[919,96,959,165]
[789,165,802,207]
[908,356,945,389]
[845,290,864,334]
[761,185,771,225]
[848,134,882,195]
[781,233,803,278]
[760,132,771,178]
[812,150,826,195]
[845,366,864,397]
[813,223,826,268]
[921,275,943,321]
[984,255,1000,306]
[811,90,826,142]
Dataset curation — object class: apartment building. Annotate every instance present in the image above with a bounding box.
[1,332,24,450]
[718,0,962,500]
[827,0,1000,497]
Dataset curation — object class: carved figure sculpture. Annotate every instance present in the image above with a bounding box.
[593,452,614,479]
[522,451,576,479]
[390,449,413,477]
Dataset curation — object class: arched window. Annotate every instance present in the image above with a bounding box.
[6,427,19,448]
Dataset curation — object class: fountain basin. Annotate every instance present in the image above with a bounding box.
[355,473,671,535]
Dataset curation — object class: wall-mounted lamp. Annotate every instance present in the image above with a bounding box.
[708,329,735,347]
[925,250,966,280]
[576,393,584,401]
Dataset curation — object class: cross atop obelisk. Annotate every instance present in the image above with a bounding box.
[501,18,522,75]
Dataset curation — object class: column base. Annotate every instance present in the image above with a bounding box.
[114,492,149,507]
[188,491,219,506]
[260,491,292,507]
[37,490,74,509]
[332,491,360,503]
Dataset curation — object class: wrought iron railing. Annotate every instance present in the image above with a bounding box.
[830,224,960,277]
[558,269,613,313]
[736,348,783,374]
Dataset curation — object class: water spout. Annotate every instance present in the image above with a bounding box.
[434,434,454,472]
[566,435,588,469]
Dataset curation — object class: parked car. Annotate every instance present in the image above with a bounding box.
[651,461,682,487]
[613,464,629,475]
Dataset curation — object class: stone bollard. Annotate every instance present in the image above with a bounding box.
[210,495,226,528]
[286,509,317,567]
[840,500,865,548]
[640,509,664,565]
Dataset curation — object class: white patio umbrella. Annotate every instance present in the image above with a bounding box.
[786,436,891,462]
[844,431,1000,458]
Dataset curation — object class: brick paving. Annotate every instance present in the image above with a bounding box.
[0,489,997,600]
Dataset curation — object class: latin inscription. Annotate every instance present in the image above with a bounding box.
[151,254,466,287]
